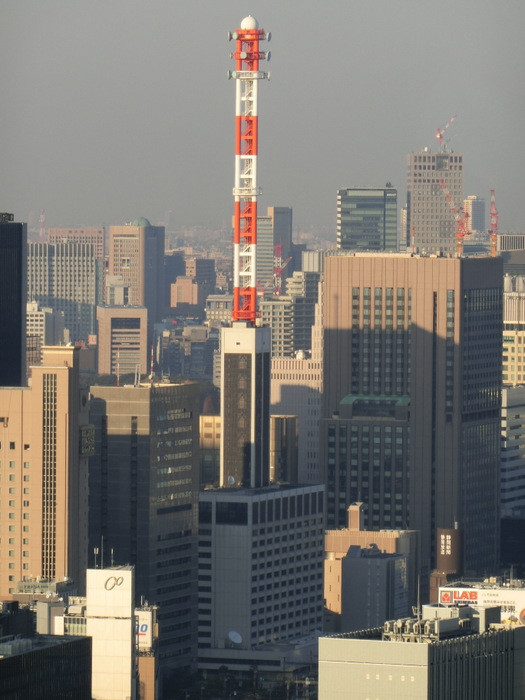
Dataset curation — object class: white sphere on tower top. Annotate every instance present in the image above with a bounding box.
[240,15,258,30]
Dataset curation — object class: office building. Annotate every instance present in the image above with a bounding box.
[48,227,105,259]
[337,186,398,251]
[502,275,525,384]
[463,195,485,234]
[340,545,409,632]
[26,301,66,351]
[269,415,298,484]
[270,278,324,483]
[108,218,165,323]
[200,414,221,486]
[324,503,419,632]
[256,206,293,296]
[319,604,525,700]
[197,484,325,674]
[322,253,502,584]
[220,323,271,488]
[96,305,148,377]
[0,213,27,386]
[39,567,141,700]
[501,386,525,518]
[205,294,233,328]
[27,240,101,342]
[406,150,463,253]
[89,380,200,671]
[0,346,91,598]
[260,296,295,357]
[0,634,92,700]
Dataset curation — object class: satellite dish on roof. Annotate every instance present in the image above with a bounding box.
[227,475,236,486]
[228,630,242,645]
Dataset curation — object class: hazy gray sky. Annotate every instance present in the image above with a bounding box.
[2,0,524,235]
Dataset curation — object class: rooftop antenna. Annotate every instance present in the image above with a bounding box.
[111,548,114,567]
[134,364,140,387]
[94,547,99,569]
[116,347,120,387]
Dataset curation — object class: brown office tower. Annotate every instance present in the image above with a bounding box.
[322,253,502,585]
[0,346,90,598]
[108,218,165,323]
[220,324,271,488]
[88,380,200,674]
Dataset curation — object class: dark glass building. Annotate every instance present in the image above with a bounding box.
[337,187,398,251]
[0,214,26,386]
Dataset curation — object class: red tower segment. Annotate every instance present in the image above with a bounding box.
[228,16,270,324]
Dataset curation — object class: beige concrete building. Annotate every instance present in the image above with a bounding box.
[0,346,91,598]
[270,277,324,484]
[96,305,148,377]
[502,274,525,384]
[48,227,105,259]
[406,150,463,254]
[319,605,525,700]
[322,253,503,585]
[324,504,419,632]
[108,219,165,323]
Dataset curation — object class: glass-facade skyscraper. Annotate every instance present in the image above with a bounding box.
[337,187,398,251]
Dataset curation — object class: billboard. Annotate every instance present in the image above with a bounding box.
[439,586,525,626]
[135,608,154,650]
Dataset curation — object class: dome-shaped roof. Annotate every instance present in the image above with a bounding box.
[130,217,151,227]
[240,15,258,30]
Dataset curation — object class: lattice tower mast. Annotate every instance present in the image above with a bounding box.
[228,16,271,324]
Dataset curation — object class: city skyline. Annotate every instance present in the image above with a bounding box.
[2,1,524,234]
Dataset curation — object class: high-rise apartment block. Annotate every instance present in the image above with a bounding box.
[88,380,200,671]
[337,187,398,251]
[322,253,502,583]
[27,241,101,342]
[48,227,105,259]
[406,150,463,253]
[108,218,165,323]
[0,214,27,387]
[0,346,91,598]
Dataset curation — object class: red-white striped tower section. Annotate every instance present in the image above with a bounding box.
[228,16,271,325]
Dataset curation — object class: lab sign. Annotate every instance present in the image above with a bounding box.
[439,586,525,626]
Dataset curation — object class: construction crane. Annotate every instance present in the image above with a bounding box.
[436,114,457,150]
[273,242,292,295]
[439,178,469,256]
[489,189,498,258]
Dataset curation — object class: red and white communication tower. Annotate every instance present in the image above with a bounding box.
[228,16,271,325]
